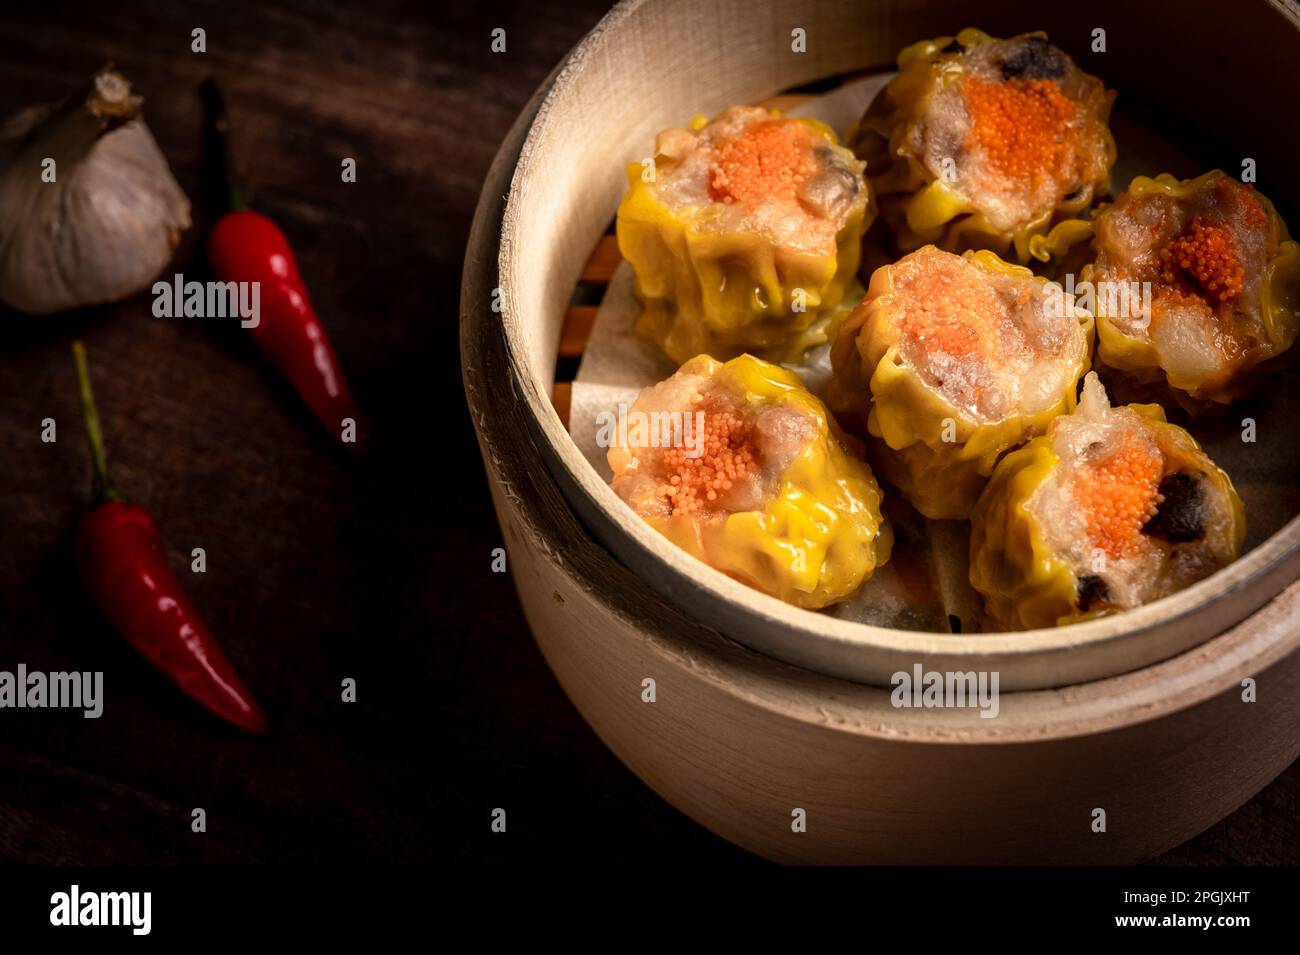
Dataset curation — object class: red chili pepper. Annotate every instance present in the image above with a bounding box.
[202,79,366,452]
[71,342,267,734]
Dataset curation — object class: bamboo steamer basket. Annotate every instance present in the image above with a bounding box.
[462,0,1300,862]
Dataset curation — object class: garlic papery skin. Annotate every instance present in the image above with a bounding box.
[0,66,192,315]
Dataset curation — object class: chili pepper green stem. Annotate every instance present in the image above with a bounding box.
[200,77,247,214]
[71,341,123,504]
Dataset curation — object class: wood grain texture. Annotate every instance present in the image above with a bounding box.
[0,0,757,866]
[0,0,1293,867]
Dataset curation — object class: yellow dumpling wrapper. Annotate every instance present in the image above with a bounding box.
[607,354,891,609]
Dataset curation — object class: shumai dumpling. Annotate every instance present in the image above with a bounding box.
[851,28,1115,263]
[607,353,890,609]
[1085,170,1300,411]
[827,245,1094,519]
[969,373,1245,630]
[617,107,873,364]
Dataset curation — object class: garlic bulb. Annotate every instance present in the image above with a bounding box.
[0,66,191,314]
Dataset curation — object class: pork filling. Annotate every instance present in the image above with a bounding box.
[1031,375,1230,613]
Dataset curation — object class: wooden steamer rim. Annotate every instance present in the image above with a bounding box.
[488,0,1300,691]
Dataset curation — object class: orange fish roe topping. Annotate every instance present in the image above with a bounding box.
[1158,217,1245,304]
[896,268,998,359]
[962,76,1080,189]
[656,406,758,517]
[708,120,818,207]
[1073,434,1163,561]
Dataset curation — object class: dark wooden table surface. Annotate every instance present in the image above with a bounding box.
[0,0,1294,865]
